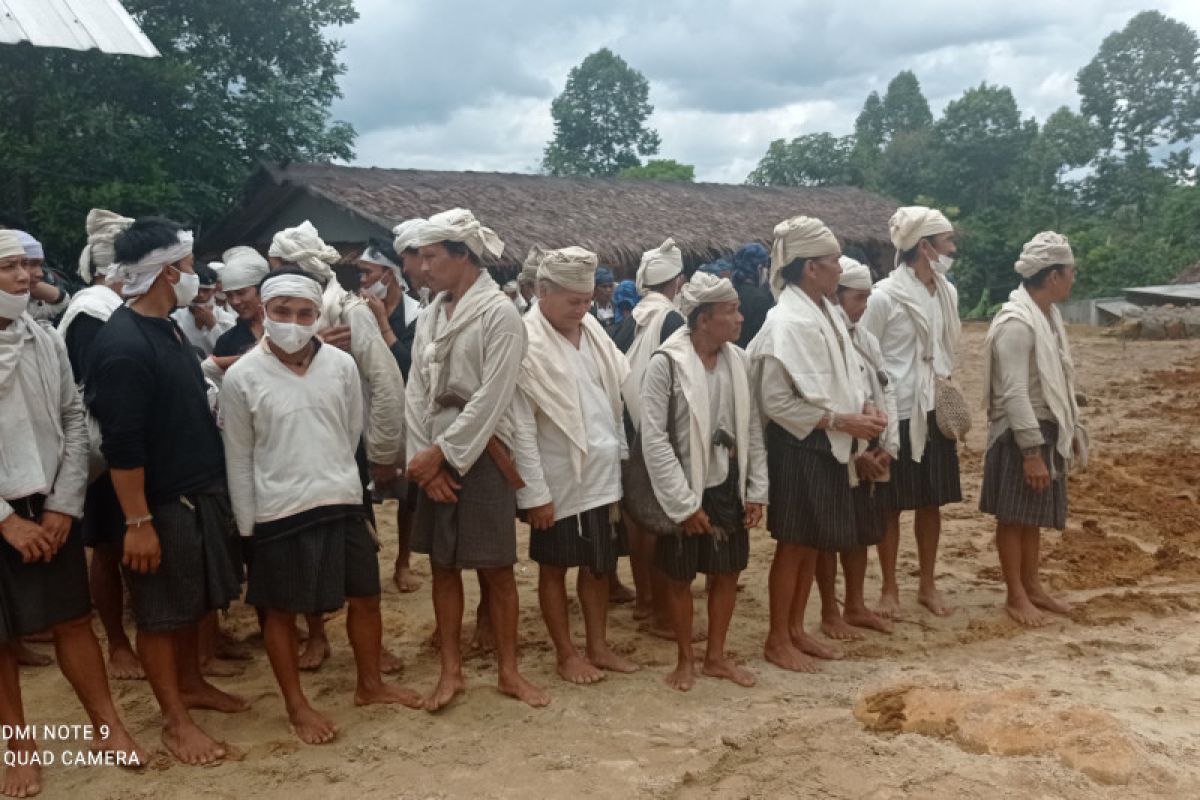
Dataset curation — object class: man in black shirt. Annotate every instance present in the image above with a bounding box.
[86,217,244,766]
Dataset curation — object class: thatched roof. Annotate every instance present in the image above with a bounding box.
[202,163,899,271]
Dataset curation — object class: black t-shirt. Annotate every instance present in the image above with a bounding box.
[610,309,684,354]
[64,312,105,384]
[84,306,224,505]
[735,282,774,349]
[386,300,418,381]
[212,317,258,357]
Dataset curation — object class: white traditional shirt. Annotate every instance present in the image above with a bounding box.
[172,304,237,356]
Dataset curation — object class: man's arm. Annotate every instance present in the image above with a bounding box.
[219,372,257,537]
[347,304,405,467]
[43,333,88,520]
[640,355,700,523]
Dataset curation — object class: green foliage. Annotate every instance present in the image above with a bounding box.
[746,134,855,187]
[880,71,933,138]
[542,49,661,177]
[0,0,357,269]
[618,159,695,182]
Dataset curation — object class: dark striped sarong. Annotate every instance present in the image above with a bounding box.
[874,411,962,511]
[529,504,618,574]
[123,486,241,632]
[0,494,91,640]
[766,423,874,551]
[247,506,380,614]
[413,451,517,570]
[654,463,749,582]
[980,421,1068,530]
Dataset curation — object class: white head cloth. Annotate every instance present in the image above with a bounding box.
[113,229,195,298]
[678,272,739,319]
[268,221,340,281]
[502,280,518,294]
[391,218,427,253]
[1015,231,1074,278]
[219,246,270,291]
[889,206,953,261]
[0,231,24,260]
[635,237,683,295]
[537,246,598,294]
[259,273,324,309]
[79,209,134,283]
[361,245,404,286]
[413,208,504,259]
[13,231,43,260]
[769,216,839,298]
[837,256,872,290]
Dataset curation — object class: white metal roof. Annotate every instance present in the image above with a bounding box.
[0,0,158,58]
[1123,283,1200,303]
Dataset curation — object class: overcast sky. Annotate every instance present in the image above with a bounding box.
[329,1,1200,184]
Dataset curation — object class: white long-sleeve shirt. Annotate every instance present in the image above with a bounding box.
[172,304,236,357]
[220,341,364,536]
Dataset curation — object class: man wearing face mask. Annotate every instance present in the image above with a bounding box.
[172,262,236,357]
[860,206,963,620]
[85,217,246,767]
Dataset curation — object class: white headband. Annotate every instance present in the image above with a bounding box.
[260,273,324,309]
[113,230,195,297]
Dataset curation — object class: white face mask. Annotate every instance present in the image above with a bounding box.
[363,280,388,300]
[0,289,30,321]
[264,317,319,354]
[933,254,955,275]
[172,269,200,307]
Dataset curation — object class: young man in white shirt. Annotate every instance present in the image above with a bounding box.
[172,262,236,357]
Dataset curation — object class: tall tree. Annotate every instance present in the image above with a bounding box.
[745,133,855,186]
[880,70,933,139]
[542,49,661,177]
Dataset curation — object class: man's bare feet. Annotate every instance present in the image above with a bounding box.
[632,603,653,621]
[557,654,605,685]
[392,566,422,594]
[644,619,707,643]
[200,657,244,678]
[764,638,819,673]
[498,671,551,708]
[608,577,636,604]
[844,607,895,634]
[181,679,250,713]
[298,637,331,671]
[702,657,756,687]
[917,588,955,617]
[92,724,150,769]
[587,646,640,674]
[354,681,424,709]
[2,760,40,798]
[792,630,843,661]
[423,672,467,713]
[12,642,50,667]
[1027,589,1072,616]
[107,646,145,680]
[1006,599,1050,627]
[875,588,902,619]
[820,615,864,641]
[288,704,338,745]
[161,720,226,766]
[467,616,495,655]
[380,649,404,675]
[664,661,696,691]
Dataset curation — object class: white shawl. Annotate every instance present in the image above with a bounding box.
[421,271,511,405]
[622,291,677,428]
[56,285,123,339]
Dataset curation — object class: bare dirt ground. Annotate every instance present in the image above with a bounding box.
[20,324,1200,799]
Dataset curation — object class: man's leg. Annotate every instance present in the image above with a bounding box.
[425,566,467,712]
[816,551,859,641]
[479,566,550,708]
[298,613,331,671]
[90,544,142,679]
[537,565,603,684]
[346,595,422,708]
[198,611,241,677]
[1020,529,1072,615]
[262,609,337,744]
[468,572,494,654]
[392,503,421,593]
[763,542,816,672]
[579,569,638,675]
[875,511,902,618]
[626,515,655,620]
[914,506,953,616]
[997,522,1048,626]
[607,570,635,604]
[701,573,755,687]
[841,548,893,633]
[50,615,146,762]
[136,628,226,765]
[176,622,248,713]
[662,577,696,691]
[789,546,841,661]
[0,645,41,797]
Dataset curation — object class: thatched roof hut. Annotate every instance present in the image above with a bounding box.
[201,163,900,276]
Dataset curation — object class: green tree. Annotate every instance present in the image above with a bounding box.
[0,0,357,267]
[881,70,933,139]
[542,49,661,177]
[745,133,855,186]
[619,159,695,182]
[849,91,886,186]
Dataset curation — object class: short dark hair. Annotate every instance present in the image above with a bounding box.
[194,261,219,286]
[365,237,401,267]
[779,257,809,286]
[442,240,481,265]
[258,266,322,293]
[900,234,939,265]
[114,217,183,264]
[1021,264,1066,289]
[686,305,715,330]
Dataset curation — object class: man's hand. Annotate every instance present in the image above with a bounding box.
[318,324,353,352]
[407,445,446,486]
[743,502,764,530]
[123,524,162,574]
[526,503,556,530]
[190,304,216,330]
[28,282,61,303]
[681,508,713,535]
[0,515,55,563]
[836,413,887,440]
[39,511,73,553]
[370,462,399,494]
[855,452,884,482]
[422,470,461,504]
[1023,452,1051,493]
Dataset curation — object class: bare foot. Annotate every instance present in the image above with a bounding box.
[288,704,338,745]
[1006,599,1050,627]
[875,588,902,619]
[108,646,145,680]
[392,566,422,594]
[587,646,640,674]
[181,679,250,713]
[380,649,404,675]
[918,588,955,617]
[1028,590,1072,616]
[12,641,50,667]
[423,672,467,713]
[2,760,40,798]
[764,638,819,673]
[498,671,551,708]
[215,634,254,661]
[702,657,756,687]
[793,630,843,661]
[644,619,707,643]
[468,617,495,655]
[354,681,424,709]
[664,661,696,691]
[556,653,605,685]
[632,602,653,621]
[161,720,226,766]
[200,657,244,678]
[608,577,636,605]
[298,637,331,671]
[820,615,864,641]
[92,724,150,769]
[843,607,895,634]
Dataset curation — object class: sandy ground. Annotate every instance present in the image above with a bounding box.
[18,324,1200,799]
